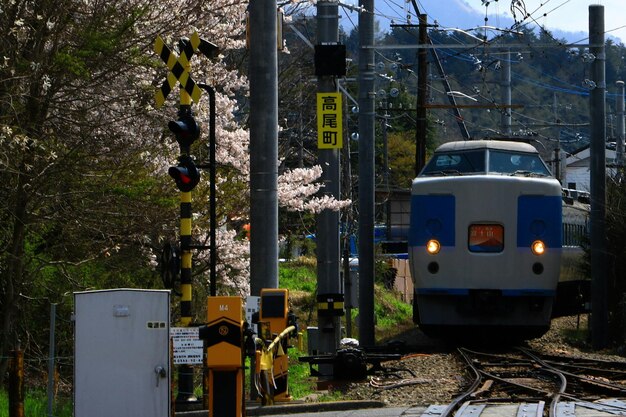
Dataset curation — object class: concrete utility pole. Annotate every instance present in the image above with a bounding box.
[358,0,376,347]
[589,4,608,350]
[415,13,428,174]
[316,0,342,368]
[553,93,563,182]
[616,80,625,167]
[501,50,512,136]
[249,1,279,294]
[408,0,470,141]
[343,100,354,339]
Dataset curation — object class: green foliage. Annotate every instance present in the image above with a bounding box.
[387,131,417,188]
[53,51,91,79]
[287,349,318,399]
[279,260,317,293]
[0,390,72,417]
[52,6,145,79]
[373,286,413,330]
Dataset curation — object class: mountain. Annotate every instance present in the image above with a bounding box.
[341,0,624,44]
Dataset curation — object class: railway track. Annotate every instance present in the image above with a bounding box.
[417,347,626,417]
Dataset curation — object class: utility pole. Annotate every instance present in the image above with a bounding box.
[316,0,342,372]
[408,0,470,140]
[382,108,391,237]
[616,80,625,168]
[500,50,512,136]
[358,0,376,347]
[343,96,353,339]
[589,4,608,350]
[415,13,429,174]
[248,2,279,401]
[553,93,563,182]
[249,1,279,295]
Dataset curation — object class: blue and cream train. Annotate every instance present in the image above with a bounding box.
[408,140,563,339]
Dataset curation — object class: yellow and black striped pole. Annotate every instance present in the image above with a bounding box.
[155,31,219,407]
[176,41,196,404]
[178,45,194,327]
[179,190,193,326]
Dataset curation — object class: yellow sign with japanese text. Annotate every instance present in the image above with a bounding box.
[317,92,343,149]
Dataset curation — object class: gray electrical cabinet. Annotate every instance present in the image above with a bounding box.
[74,289,171,417]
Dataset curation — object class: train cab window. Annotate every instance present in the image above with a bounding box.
[488,151,551,176]
[421,151,485,176]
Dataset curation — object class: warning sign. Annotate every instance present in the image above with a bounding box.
[171,327,203,364]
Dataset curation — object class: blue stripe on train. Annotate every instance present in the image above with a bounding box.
[517,195,562,248]
[409,195,455,247]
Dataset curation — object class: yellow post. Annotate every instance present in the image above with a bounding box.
[204,296,244,417]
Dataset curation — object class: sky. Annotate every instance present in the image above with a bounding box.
[341,0,626,44]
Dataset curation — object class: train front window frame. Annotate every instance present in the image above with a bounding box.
[487,150,551,176]
[421,150,485,176]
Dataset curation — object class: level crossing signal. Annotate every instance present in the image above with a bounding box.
[169,155,200,192]
[153,31,219,108]
[169,109,200,149]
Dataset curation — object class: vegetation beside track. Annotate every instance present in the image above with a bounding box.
[0,390,72,417]
[279,257,414,399]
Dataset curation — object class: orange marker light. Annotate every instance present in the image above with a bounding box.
[531,240,546,255]
[426,239,441,255]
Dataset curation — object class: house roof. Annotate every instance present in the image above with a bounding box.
[565,145,617,166]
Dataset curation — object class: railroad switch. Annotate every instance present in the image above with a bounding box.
[299,348,401,380]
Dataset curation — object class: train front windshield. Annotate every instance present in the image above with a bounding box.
[421,150,485,175]
[421,149,551,177]
[488,150,551,176]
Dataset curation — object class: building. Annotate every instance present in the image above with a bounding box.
[564,144,619,192]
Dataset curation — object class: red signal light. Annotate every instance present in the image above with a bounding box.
[169,155,200,192]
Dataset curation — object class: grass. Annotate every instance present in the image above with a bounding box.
[279,257,317,293]
[0,390,72,417]
[287,348,317,399]
[278,258,415,400]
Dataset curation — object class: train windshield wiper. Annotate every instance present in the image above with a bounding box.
[509,170,549,177]
[423,169,462,176]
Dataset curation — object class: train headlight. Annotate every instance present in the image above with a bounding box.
[426,239,441,255]
[531,240,546,256]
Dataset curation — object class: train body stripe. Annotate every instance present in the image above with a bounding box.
[409,195,455,246]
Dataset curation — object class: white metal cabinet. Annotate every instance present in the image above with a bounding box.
[74,289,171,417]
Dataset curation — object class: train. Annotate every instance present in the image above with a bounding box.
[408,140,564,339]
[553,190,590,317]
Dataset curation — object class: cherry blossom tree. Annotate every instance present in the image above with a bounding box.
[0,0,346,381]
